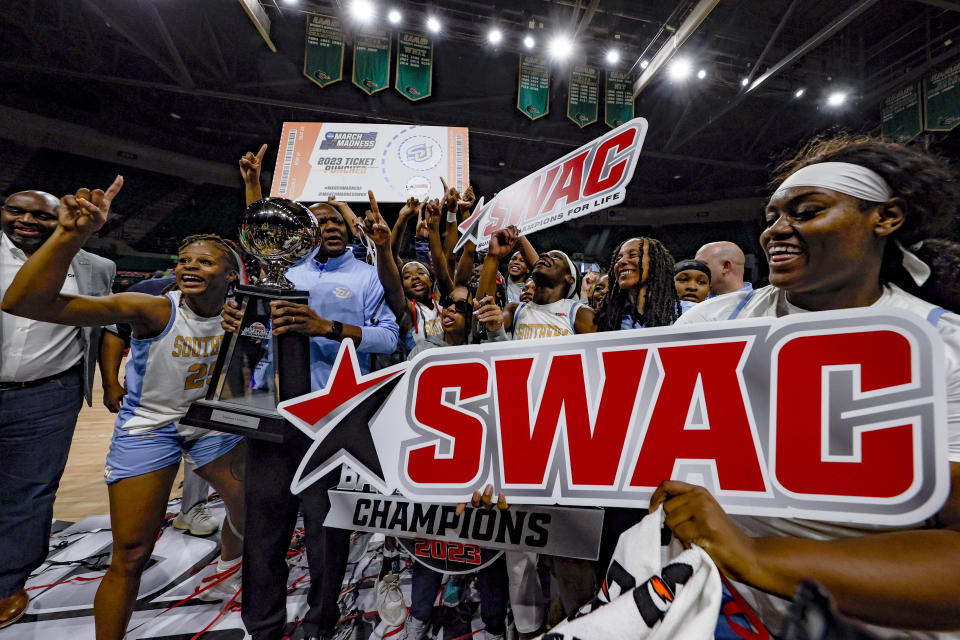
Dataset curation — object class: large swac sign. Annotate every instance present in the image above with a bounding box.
[278,309,951,526]
[454,117,647,251]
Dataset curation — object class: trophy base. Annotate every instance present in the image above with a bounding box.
[182,399,289,443]
[180,283,313,442]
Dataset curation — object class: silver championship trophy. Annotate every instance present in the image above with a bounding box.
[181,198,318,441]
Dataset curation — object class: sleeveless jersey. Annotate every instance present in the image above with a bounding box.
[409,298,443,346]
[512,299,582,340]
[116,291,225,436]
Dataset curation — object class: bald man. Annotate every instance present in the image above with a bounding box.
[694,241,752,297]
[0,189,116,627]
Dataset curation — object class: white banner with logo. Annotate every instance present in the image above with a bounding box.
[456,117,647,251]
[269,122,470,203]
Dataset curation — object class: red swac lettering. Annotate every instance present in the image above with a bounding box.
[524,167,562,222]
[774,330,915,498]
[583,128,637,197]
[407,362,488,485]
[541,150,589,215]
[631,341,766,492]
[496,349,647,486]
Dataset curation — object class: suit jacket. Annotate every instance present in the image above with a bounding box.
[72,249,116,405]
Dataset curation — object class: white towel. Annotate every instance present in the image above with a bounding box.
[539,507,721,640]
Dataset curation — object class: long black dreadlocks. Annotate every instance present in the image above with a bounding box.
[595,236,680,331]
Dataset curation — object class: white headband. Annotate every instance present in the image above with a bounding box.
[775,161,930,286]
[775,162,893,201]
[551,250,579,299]
[402,260,430,275]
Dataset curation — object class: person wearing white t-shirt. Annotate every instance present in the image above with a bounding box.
[0,188,116,629]
[652,136,960,638]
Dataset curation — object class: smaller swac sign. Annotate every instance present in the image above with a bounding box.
[324,490,605,560]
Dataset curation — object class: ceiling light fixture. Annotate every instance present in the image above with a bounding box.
[667,57,693,81]
[387,9,401,24]
[426,16,441,33]
[606,49,620,64]
[349,0,375,23]
[547,34,574,60]
[488,28,503,45]
[523,34,535,49]
[827,91,847,107]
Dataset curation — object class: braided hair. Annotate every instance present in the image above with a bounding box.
[595,237,680,331]
[772,135,960,291]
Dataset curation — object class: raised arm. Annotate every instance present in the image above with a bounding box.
[239,144,267,206]
[364,192,412,332]
[390,198,418,268]
[443,182,473,262]
[424,198,454,296]
[1,178,170,336]
[454,239,476,287]
[476,226,517,303]
[517,234,538,268]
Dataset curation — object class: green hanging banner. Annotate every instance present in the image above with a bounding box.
[517,55,550,120]
[605,70,634,128]
[353,29,391,95]
[881,84,922,143]
[567,64,599,127]
[395,31,433,101]
[924,61,960,131]
[303,14,343,88]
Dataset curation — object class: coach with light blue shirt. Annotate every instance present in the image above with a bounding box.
[0,189,115,629]
[240,200,398,640]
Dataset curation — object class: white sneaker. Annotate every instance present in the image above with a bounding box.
[400,615,428,640]
[197,563,242,604]
[376,572,407,627]
[172,503,220,537]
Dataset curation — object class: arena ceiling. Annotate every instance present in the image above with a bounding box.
[1,0,959,210]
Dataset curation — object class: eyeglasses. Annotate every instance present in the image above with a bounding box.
[439,296,472,315]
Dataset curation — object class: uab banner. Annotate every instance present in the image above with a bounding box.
[567,64,599,127]
[455,118,647,251]
[396,31,433,101]
[352,29,390,94]
[605,70,634,128]
[518,55,550,120]
[924,61,960,131]
[279,308,950,526]
[882,84,922,143]
[303,14,343,88]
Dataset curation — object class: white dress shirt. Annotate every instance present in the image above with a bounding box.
[0,232,84,382]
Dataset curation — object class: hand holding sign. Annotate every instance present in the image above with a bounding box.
[486,225,520,260]
[650,480,757,583]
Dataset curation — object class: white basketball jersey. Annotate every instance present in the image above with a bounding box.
[116,291,225,436]
[411,298,443,345]
[512,298,582,340]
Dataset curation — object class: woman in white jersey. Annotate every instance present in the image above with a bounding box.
[2,179,247,639]
[653,136,960,636]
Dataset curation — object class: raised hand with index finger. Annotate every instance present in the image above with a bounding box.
[58,175,124,237]
[239,144,268,185]
[363,190,391,247]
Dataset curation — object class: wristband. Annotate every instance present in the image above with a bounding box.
[446,209,459,223]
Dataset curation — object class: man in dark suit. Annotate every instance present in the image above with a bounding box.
[0,188,116,628]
